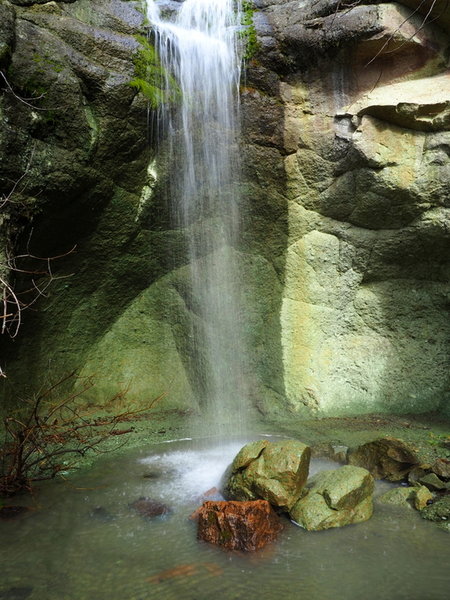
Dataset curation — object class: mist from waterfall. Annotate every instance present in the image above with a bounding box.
[146,0,248,435]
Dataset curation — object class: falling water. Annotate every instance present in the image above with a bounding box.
[146,0,248,434]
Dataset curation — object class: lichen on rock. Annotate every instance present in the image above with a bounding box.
[225,439,311,511]
[290,465,374,531]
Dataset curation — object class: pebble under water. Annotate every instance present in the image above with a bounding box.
[0,436,449,600]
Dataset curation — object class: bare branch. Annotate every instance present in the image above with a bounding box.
[0,373,164,496]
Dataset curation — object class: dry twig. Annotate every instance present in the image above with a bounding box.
[0,372,163,496]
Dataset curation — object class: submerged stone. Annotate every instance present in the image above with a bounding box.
[89,506,115,522]
[0,506,30,520]
[347,437,419,481]
[129,497,170,519]
[224,439,311,511]
[194,500,283,552]
[0,587,33,600]
[290,465,374,531]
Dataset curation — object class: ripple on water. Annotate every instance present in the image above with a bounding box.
[0,437,449,600]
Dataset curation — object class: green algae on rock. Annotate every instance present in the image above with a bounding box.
[290,465,374,531]
[377,486,425,510]
[225,439,311,511]
[347,437,420,481]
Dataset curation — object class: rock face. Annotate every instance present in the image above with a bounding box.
[225,439,311,511]
[0,0,449,419]
[239,0,450,417]
[290,465,374,531]
[347,437,420,481]
[194,500,283,552]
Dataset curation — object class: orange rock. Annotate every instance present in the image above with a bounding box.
[195,500,283,552]
[147,562,222,583]
[147,564,197,583]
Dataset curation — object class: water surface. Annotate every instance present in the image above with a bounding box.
[1,437,448,600]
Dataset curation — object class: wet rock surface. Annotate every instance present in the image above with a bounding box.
[0,0,449,421]
[420,495,450,524]
[225,439,311,511]
[194,500,283,552]
[347,437,420,481]
[290,465,374,531]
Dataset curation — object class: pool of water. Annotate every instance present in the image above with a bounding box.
[1,435,449,600]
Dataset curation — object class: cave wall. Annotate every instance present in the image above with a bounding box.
[0,0,449,419]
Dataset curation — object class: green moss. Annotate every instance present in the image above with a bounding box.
[240,1,260,61]
[129,35,179,108]
[32,52,64,74]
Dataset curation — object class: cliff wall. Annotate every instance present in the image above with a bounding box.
[0,0,448,418]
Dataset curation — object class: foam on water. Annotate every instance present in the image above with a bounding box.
[139,440,245,503]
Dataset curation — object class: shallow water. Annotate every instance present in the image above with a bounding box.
[1,436,449,600]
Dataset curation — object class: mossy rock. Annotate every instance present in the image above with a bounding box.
[290,466,374,531]
[225,439,311,511]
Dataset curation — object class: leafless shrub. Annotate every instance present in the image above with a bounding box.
[0,371,163,496]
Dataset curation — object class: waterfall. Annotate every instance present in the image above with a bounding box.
[146,0,248,435]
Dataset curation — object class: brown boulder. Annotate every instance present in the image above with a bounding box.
[347,437,419,481]
[194,500,283,552]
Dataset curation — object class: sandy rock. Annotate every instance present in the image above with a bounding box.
[349,74,450,132]
[194,500,283,552]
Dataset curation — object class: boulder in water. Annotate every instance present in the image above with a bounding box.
[194,500,283,552]
[224,439,311,511]
[290,465,374,531]
[347,437,419,481]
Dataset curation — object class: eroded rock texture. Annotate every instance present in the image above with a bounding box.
[194,499,283,551]
[0,0,449,418]
[224,439,311,510]
[240,0,450,417]
[290,465,374,530]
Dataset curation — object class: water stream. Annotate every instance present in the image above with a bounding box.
[147,0,247,435]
